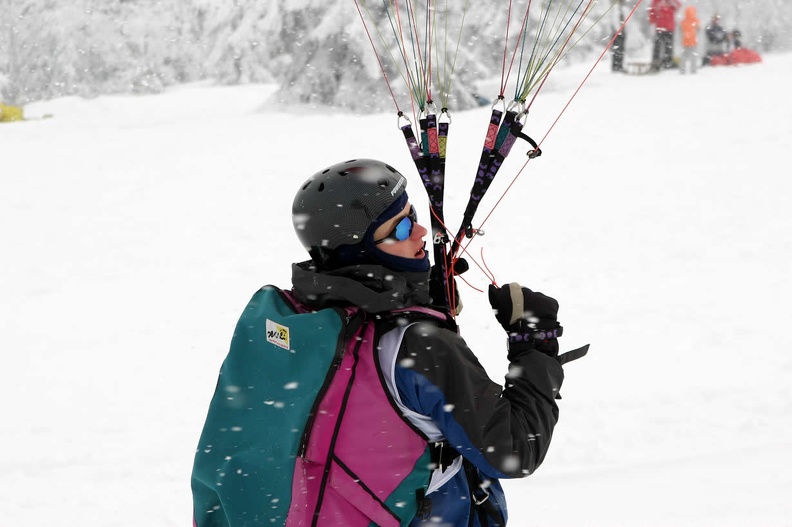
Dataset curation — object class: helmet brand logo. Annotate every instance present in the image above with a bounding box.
[266,319,290,350]
[391,176,406,196]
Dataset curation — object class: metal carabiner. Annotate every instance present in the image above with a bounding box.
[473,486,491,506]
[396,111,412,130]
[439,107,452,124]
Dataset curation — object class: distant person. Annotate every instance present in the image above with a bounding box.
[611,3,627,73]
[704,14,728,65]
[679,6,700,74]
[729,29,743,51]
[649,0,682,71]
[611,25,627,72]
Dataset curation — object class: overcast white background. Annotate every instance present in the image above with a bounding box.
[2,44,791,526]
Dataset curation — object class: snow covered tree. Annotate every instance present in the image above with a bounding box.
[3,0,792,107]
[1,0,51,104]
[192,0,273,84]
[1,0,206,103]
[263,1,514,112]
[261,2,390,112]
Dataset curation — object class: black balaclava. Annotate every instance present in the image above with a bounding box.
[326,191,430,273]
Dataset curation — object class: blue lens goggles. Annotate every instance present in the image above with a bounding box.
[374,206,417,245]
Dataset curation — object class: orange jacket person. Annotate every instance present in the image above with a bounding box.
[680,6,700,74]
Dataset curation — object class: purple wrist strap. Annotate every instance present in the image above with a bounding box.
[509,326,563,344]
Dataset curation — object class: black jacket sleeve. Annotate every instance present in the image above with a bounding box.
[395,321,564,478]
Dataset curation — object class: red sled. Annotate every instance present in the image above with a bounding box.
[710,48,763,66]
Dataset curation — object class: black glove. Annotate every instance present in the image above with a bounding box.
[488,283,562,359]
[430,258,468,313]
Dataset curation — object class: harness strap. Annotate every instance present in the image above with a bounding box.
[462,461,505,527]
[429,441,460,472]
[429,442,505,526]
[455,109,541,248]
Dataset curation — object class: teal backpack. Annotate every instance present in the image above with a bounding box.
[191,286,435,527]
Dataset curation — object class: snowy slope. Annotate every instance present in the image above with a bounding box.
[2,52,791,526]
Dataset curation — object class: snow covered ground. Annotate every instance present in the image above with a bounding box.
[2,51,791,526]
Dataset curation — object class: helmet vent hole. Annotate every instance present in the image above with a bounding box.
[322,169,330,174]
[318,182,325,191]
[385,164,397,173]
[338,171,349,176]
[302,181,311,190]
[377,179,390,188]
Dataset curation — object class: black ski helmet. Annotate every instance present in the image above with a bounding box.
[292,158,408,264]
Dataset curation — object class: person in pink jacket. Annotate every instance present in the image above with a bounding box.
[649,0,682,71]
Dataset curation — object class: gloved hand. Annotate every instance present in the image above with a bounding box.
[488,283,562,359]
[430,258,468,314]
